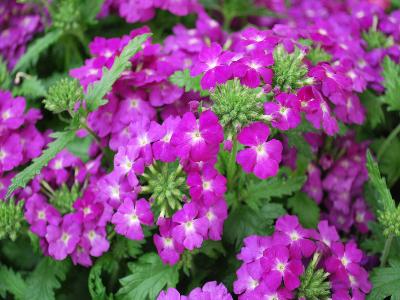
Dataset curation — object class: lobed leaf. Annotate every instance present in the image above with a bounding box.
[381,57,400,112]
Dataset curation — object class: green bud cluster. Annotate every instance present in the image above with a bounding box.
[272,44,313,92]
[140,161,188,217]
[210,79,266,135]
[43,78,83,114]
[52,0,82,33]
[0,200,25,241]
[48,183,81,214]
[298,253,331,300]
[378,209,400,237]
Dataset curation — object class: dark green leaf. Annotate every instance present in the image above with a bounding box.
[117,253,179,300]
[287,192,320,228]
[13,76,47,99]
[0,264,27,299]
[368,261,400,299]
[360,91,384,128]
[381,57,400,112]
[13,30,63,72]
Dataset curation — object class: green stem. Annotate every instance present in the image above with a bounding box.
[381,233,394,267]
[377,123,400,161]
[226,139,238,190]
[80,121,102,146]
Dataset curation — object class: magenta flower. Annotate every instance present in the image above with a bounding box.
[71,243,92,267]
[261,245,304,291]
[273,215,316,258]
[46,214,82,260]
[191,43,234,89]
[25,194,61,237]
[199,198,228,240]
[316,220,340,248]
[171,110,224,162]
[171,202,208,250]
[264,93,301,131]
[46,150,79,185]
[154,218,184,265]
[231,52,274,88]
[114,145,145,187]
[153,116,181,163]
[111,198,154,240]
[0,92,26,132]
[236,122,282,179]
[309,64,352,97]
[237,235,273,264]
[73,190,103,222]
[116,90,156,124]
[81,223,110,257]
[97,171,134,208]
[188,281,233,300]
[187,167,227,205]
[0,134,23,172]
[325,241,363,276]
[157,288,185,300]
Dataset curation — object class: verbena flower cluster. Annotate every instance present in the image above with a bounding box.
[158,281,232,299]
[234,215,371,299]
[0,1,44,69]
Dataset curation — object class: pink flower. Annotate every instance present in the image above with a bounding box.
[171,202,208,250]
[0,134,23,172]
[187,167,227,205]
[81,223,110,257]
[153,116,181,163]
[191,43,233,89]
[46,214,82,260]
[154,218,184,265]
[111,198,154,240]
[236,122,282,179]
[114,145,145,187]
[233,260,265,298]
[199,198,228,240]
[171,110,224,162]
[264,93,301,131]
[261,245,304,291]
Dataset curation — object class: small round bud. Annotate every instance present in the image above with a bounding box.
[43,78,83,114]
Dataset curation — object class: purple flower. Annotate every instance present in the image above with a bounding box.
[316,220,339,248]
[46,214,82,260]
[46,150,79,185]
[111,198,154,240]
[171,202,208,250]
[273,215,316,258]
[73,190,103,222]
[264,93,301,131]
[191,43,233,89]
[233,260,265,298]
[199,198,228,240]
[0,92,26,132]
[81,223,110,257]
[261,245,304,291]
[71,243,92,267]
[157,288,185,300]
[153,116,180,163]
[114,145,145,187]
[154,218,184,265]
[236,122,282,179]
[231,52,274,88]
[309,64,352,97]
[171,110,224,162]
[187,167,227,205]
[0,134,23,172]
[188,281,233,300]
[25,194,61,237]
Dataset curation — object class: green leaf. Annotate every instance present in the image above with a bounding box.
[306,46,332,65]
[287,192,320,228]
[66,135,93,162]
[169,69,203,93]
[117,253,179,300]
[24,258,70,300]
[381,56,400,112]
[80,0,104,24]
[242,174,306,211]
[13,30,63,72]
[85,33,150,112]
[0,264,27,299]
[224,202,286,247]
[360,90,384,128]
[368,261,400,299]
[379,138,400,187]
[198,240,226,259]
[13,76,47,99]
[88,259,111,300]
[6,130,76,198]
[366,150,396,211]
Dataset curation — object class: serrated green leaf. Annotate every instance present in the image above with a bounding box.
[287,192,320,228]
[117,253,179,300]
[366,150,396,211]
[224,202,285,248]
[368,263,400,300]
[169,69,203,93]
[13,30,63,73]
[66,135,92,162]
[241,174,306,211]
[381,56,400,112]
[0,264,27,299]
[85,33,150,112]
[88,260,110,300]
[198,240,226,259]
[379,139,400,187]
[360,90,384,128]
[24,258,70,300]
[6,130,76,199]
[13,76,47,99]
